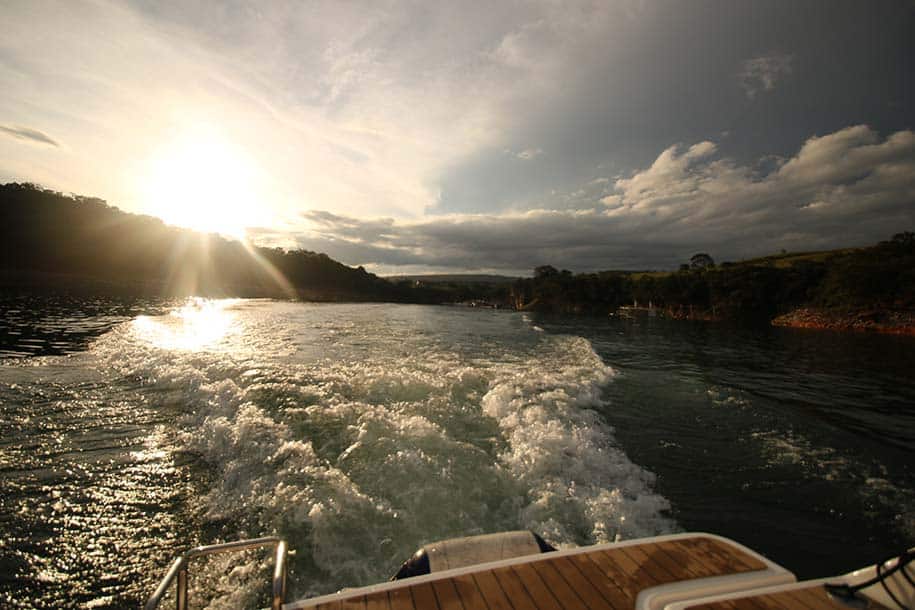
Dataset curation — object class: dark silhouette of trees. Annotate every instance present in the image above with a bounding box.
[689,253,715,269]
[512,235,913,319]
[534,265,559,279]
[0,183,437,302]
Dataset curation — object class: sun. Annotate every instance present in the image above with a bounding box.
[137,126,267,239]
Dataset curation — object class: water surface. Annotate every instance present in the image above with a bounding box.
[0,298,912,608]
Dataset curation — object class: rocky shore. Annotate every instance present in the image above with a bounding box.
[771,307,915,335]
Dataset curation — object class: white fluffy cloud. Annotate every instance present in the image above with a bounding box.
[273,125,915,274]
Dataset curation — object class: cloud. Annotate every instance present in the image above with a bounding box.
[517,148,544,160]
[739,52,793,99]
[0,125,59,147]
[271,125,915,275]
[2,1,912,246]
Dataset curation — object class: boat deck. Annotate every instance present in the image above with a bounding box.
[680,582,890,609]
[288,534,785,610]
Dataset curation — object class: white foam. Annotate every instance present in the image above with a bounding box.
[90,299,675,602]
[482,335,674,544]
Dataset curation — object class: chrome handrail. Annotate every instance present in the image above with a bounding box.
[145,536,288,610]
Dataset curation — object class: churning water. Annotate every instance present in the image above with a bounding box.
[1,298,913,609]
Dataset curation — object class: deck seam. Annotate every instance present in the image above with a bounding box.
[520,562,564,610]
[627,544,677,582]
[533,555,593,609]
[489,569,519,610]
[583,549,631,602]
[507,564,546,610]
[553,555,605,609]
[655,543,703,579]
[566,557,623,610]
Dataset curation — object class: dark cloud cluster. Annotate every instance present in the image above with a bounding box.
[263,126,915,275]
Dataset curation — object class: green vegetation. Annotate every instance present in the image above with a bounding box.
[510,234,915,323]
[0,183,439,302]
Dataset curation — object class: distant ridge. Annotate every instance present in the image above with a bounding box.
[387,274,520,284]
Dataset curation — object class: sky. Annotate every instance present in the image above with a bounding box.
[1,0,914,275]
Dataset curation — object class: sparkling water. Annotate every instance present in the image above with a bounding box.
[1,298,912,609]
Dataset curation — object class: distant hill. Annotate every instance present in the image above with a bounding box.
[730,248,862,269]
[0,182,432,303]
[387,274,519,284]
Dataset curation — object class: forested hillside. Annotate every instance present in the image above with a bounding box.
[0,183,430,302]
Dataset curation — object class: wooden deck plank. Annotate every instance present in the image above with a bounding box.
[432,577,467,610]
[315,601,343,610]
[588,548,651,601]
[303,535,777,610]
[387,586,416,610]
[410,582,441,610]
[566,552,630,610]
[490,565,541,610]
[622,544,675,581]
[650,541,709,579]
[668,538,756,575]
[451,573,488,610]
[339,596,367,610]
[472,571,514,610]
[552,556,615,609]
[696,538,765,572]
[530,557,591,608]
[665,539,730,574]
[510,563,564,610]
[365,591,391,610]
[614,546,665,588]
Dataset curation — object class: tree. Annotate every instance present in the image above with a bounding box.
[689,253,715,270]
[534,265,559,279]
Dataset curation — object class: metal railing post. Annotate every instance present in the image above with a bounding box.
[176,567,188,610]
[273,540,287,610]
[145,537,288,610]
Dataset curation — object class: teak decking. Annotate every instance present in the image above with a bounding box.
[292,535,770,610]
[682,583,889,610]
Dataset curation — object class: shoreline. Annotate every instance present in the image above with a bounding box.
[771,307,915,336]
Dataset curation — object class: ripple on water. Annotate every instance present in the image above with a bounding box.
[0,360,194,609]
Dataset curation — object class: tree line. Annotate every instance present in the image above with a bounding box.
[508,234,915,320]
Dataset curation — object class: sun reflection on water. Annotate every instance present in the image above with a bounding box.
[132,298,239,351]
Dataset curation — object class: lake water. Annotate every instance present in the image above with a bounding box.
[0,298,913,609]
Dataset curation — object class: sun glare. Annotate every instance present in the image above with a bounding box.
[133,298,238,351]
[137,126,267,239]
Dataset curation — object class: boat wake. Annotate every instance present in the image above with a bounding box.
[90,301,674,603]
